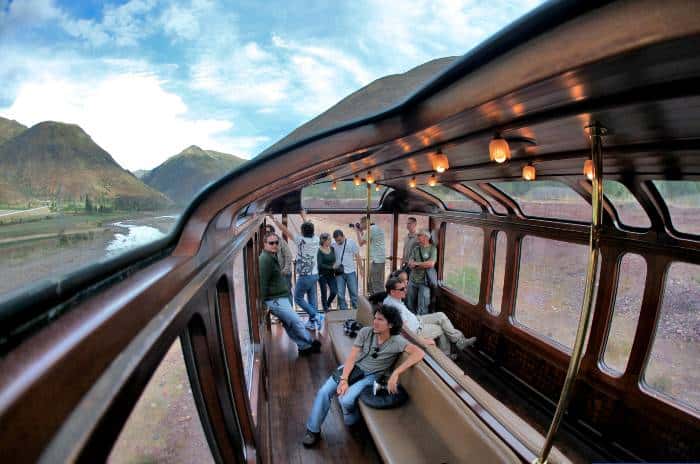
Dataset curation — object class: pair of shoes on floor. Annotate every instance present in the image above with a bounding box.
[298,340,322,356]
[302,429,320,447]
[456,336,477,351]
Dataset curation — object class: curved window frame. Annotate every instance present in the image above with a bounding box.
[417,184,482,212]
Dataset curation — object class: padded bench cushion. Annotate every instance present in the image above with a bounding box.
[327,305,520,463]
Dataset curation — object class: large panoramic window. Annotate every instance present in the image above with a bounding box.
[489,232,508,316]
[643,262,699,411]
[652,181,700,236]
[301,181,390,209]
[465,184,508,214]
[603,180,650,229]
[514,236,589,349]
[233,252,253,392]
[492,180,591,222]
[418,185,481,212]
[602,254,645,374]
[443,223,483,304]
[108,338,214,464]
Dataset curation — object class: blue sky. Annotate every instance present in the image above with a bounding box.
[0,0,543,170]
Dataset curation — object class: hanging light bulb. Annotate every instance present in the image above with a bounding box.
[375,183,381,192]
[433,149,450,173]
[522,163,536,181]
[583,159,594,180]
[489,135,511,163]
[353,175,361,186]
[331,180,337,190]
[366,171,375,184]
[428,173,438,187]
[409,177,417,188]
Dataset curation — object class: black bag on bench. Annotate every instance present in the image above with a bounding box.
[359,380,409,409]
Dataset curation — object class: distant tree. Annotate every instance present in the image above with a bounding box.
[85,194,93,213]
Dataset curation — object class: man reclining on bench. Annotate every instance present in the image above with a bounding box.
[383,277,476,359]
[302,303,424,447]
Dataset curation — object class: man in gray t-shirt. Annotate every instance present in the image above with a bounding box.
[303,304,424,447]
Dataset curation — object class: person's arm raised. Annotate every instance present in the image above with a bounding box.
[386,343,424,393]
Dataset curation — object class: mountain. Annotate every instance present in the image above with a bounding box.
[143,145,247,206]
[0,121,171,210]
[262,57,458,155]
[132,169,150,179]
[0,117,28,146]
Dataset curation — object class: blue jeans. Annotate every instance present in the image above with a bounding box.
[336,272,358,310]
[407,281,431,315]
[295,274,319,321]
[318,273,338,311]
[264,298,312,350]
[306,370,379,433]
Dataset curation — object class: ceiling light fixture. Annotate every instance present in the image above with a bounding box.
[433,149,450,173]
[409,177,417,188]
[489,134,511,164]
[353,175,361,186]
[331,181,337,190]
[366,171,375,184]
[428,173,438,187]
[522,163,536,181]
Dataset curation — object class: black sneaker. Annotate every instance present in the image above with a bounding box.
[311,340,322,353]
[302,429,320,447]
[298,346,314,356]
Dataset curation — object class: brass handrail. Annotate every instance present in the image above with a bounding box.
[535,122,607,464]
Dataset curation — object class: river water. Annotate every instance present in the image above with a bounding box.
[106,221,167,257]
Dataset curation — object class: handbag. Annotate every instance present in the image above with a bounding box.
[331,332,374,385]
[359,354,409,409]
[360,382,409,409]
[334,241,347,275]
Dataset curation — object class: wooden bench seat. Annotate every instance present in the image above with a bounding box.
[325,300,571,464]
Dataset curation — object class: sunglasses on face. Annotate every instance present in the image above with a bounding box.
[371,347,380,359]
[267,241,279,245]
[394,286,406,292]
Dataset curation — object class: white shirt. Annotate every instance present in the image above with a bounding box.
[383,295,420,333]
[331,238,360,274]
[293,234,319,275]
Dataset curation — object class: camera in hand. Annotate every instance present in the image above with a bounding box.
[348,222,361,228]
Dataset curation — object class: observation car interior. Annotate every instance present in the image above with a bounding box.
[1,1,699,463]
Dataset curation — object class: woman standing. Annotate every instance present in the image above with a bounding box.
[317,233,338,312]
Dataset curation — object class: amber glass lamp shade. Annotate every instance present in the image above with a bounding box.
[489,137,511,163]
[522,164,536,181]
[428,173,438,187]
[353,175,362,186]
[433,150,450,173]
[375,183,381,192]
[366,171,375,184]
[583,159,594,180]
[409,177,417,188]
[331,181,337,190]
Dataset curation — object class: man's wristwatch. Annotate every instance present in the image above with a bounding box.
[339,377,347,382]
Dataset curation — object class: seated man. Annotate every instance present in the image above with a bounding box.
[383,277,476,358]
[259,231,321,355]
[302,304,424,447]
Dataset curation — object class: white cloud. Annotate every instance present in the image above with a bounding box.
[0,64,262,169]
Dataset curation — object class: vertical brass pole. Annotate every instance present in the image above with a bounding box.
[535,122,606,464]
[366,183,372,295]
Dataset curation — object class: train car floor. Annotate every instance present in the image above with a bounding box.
[267,319,382,464]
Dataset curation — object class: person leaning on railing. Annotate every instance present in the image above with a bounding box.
[259,231,321,356]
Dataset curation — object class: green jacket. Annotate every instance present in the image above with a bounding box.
[259,250,290,300]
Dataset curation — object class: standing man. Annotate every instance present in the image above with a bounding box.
[401,217,419,270]
[270,212,323,330]
[331,229,362,310]
[407,229,436,315]
[265,224,293,294]
[259,231,320,355]
[355,216,386,294]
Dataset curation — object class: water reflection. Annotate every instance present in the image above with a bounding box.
[106,222,166,257]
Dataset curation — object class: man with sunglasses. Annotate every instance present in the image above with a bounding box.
[383,277,476,359]
[259,231,321,356]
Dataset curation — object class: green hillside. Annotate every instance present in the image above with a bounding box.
[0,121,171,210]
[0,117,27,145]
[143,145,247,206]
